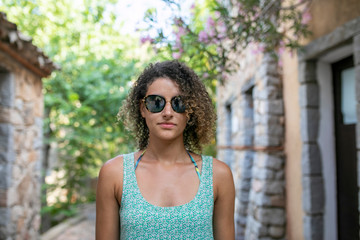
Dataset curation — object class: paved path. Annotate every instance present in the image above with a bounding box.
[41,203,96,240]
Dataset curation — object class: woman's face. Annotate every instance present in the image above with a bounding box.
[140,77,187,143]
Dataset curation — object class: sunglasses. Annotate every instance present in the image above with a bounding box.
[143,95,186,113]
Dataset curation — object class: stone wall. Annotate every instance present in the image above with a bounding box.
[217,47,286,240]
[297,16,360,239]
[0,50,43,239]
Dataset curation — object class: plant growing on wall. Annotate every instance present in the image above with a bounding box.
[141,0,312,84]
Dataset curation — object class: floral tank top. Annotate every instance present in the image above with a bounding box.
[119,152,214,239]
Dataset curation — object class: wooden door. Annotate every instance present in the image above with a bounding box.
[332,55,359,240]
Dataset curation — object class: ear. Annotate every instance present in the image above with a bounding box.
[140,100,146,118]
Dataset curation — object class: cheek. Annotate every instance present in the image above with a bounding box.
[180,115,188,128]
[140,103,146,118]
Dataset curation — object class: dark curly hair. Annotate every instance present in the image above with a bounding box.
[118,60,216,153]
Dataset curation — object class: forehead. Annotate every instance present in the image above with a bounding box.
[146,78,181,96]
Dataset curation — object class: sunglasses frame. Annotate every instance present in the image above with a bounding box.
[142,94,186,113]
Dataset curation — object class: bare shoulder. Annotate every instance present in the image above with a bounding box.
[212,158,235,200]
[99,154,124,179]
[212,158,233,180]
[97,155,124,201]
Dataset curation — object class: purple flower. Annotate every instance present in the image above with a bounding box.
[206,17,215,28]
[174,39,182,49]
[198,31,208,43]
[172,52,181,59]
[250,43,265,55]
[174,17,183,26]
[301,10,311,24]
[214,11,221,19]
[208,28,216,38]
[140,35,153,44]
[178,26,186,36]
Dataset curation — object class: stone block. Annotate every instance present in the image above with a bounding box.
[0,188,6,207]
[10,205,23,223]
[0,107,23,125]
[302,143,322,175]
[253,167,275,180]
[259,60,278,79]
[257,100,284,115]
[302,176,324,214]
[357,122,360,150]
[354,34,360,66]
[256,208,285,225]
[0,226,6,240]
[269,225,285,238]
[303,215,323,240]
[7,187,18,206]
[0,208,9,226]
[24,130,36,150]
[247,215,268,237]
[260,73,281,88]
[33,97,43,117]
[23,102,35,126]
[254,86,281,100]
[254,135,282,147]
[353,67,360,105]
[14,99,23,111]
[300,108,319,143]
[239,179,251,191]
[0,124,13,152]
[241,165,252,179]
[270,195,285,207]
[255,124,284,137]
[238,203,249,215]
[253,179,263,192]
[299,83,319,108]
[0,107,10,123]
[17,78,37,102]
[263,180,284,194]
[0,165,9,189]
[298,60,317,84]
[358,151,360,187]
[254,114,280,125]
[254,193,272,207]
[0,152,7,164]
[239,191,250,202]
[257,153,284,170]
[33,118,43,149]
[0,73,14,108]
[275,170,284,180]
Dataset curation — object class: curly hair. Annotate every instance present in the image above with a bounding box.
[118,60,216,153]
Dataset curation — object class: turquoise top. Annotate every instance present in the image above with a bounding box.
[119,152,214,240]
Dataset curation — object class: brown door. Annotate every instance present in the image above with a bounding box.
[332,56,359,240]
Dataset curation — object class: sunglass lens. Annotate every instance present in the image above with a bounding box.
[171,96,186,113]
[146,95,165,113]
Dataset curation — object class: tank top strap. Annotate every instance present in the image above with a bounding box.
[198,155,213,198]
[122,152,137,194]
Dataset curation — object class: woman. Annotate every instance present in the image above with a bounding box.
[96,60,235,239]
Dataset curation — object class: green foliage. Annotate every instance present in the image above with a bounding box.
[1,0,154,224]
[142,0,312,84]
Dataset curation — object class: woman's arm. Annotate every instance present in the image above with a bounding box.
[213,159,235,240]
[96,156,123,240]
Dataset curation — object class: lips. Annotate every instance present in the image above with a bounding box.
[158,122,176,128]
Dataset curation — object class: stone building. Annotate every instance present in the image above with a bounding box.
[0,13,56,239]
[217,0,360,239]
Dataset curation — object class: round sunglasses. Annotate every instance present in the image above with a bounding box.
[142,95,186,113]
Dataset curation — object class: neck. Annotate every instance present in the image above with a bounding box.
[144,138,188,164]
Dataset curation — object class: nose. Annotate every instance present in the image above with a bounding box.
[162,101,173,117]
